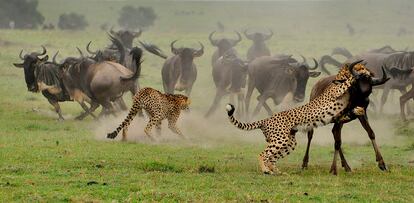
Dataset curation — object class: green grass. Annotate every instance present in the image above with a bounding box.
[1,0,414,202]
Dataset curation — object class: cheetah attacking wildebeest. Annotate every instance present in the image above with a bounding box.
[226,60,382,175]
[107,87,191,141]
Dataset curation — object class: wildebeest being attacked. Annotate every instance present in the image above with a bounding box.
[140,40,204,96]
[302,64,390,175]
[245,55,320,118]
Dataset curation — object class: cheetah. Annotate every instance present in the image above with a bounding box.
[107,87,190,141]
[226,60,372,175]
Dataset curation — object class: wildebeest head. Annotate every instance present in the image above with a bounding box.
[384,65,413,81]
[110,28,142,48]
[13,46,49,92]
[286,56,320,102]
[348,61,390,95]
[209,31,242,56]
[221,50,249,91]
[171,40,204,72]
[244,29,273,44]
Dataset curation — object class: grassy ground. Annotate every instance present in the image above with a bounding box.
[1,0,414,202]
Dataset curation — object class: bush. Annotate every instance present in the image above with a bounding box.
[0,0,45,29]
[58,13,88,30]
[118,5,157,30]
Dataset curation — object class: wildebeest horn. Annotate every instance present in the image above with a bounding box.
[109,26,115,35]
[34,45,47,57]
[170,40,179,55]
[264,29,273,40]
[309,58,318,70]
[232,31,242,45]
[371,66,390,86]
[348,60,364,77]
[193,42,204,57]
[52,51,59,64]
[19,49,24,60]
[76,47,84,57]
[209,31,217,46]
[133,29,142,37]
[86,41,97,54]
[300,55,307,64]
[243,29,254,40]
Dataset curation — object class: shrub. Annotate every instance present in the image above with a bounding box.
[0,0,44,29]
[118,5,157,30]
[58,13,88,30]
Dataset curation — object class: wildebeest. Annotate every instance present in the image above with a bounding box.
[209,31,242,65]
[244,28,273,61]
[109,27,142,49]
[59,47,143,115]
[204,50,249,118]
[302,64,390,175]
[13,46,96,120]
[245,55,320,118]
[140,40,204,96]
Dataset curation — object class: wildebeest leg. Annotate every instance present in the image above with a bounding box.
[302,129,313,169]
[117,97,128,111]
[75,101,97,120]
[48,99,64,121]
[245,77,255,119]
[252,94,269,117]
[357,115,387,171]
[338,147,352,172]
[100,100,116,117]
[380,85,391,114]
[237,92,245,119]
[204,89,226,118]
[330,123,343,175]
[400,87,414,121]
[185,86,193,97]
[262,101,273,116]
[398,87,411,117]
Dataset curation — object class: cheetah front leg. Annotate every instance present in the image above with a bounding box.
[167,114,185,138]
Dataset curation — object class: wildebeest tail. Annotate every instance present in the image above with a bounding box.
[319,55,342,75]
[109,34,125,65]
[226,104,263,131]
[120,47,142,81]
[107,100,140,139]
[139,41,168,59]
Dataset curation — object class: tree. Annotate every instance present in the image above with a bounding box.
[118,5,157,30]
[0,0,45,29]
[58,13,88,30]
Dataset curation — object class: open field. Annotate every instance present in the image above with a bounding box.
[1,0,414,202]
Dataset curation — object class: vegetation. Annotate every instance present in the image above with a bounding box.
[0,0,44,29]
[0,0,413,202]
[57,12,88,30]
[118,5,157,30]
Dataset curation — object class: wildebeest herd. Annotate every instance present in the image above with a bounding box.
[13,28,414,175]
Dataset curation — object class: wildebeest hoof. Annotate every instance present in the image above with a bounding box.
[329,167,338,175]
[378,162,388,171]
[57,117,64,122]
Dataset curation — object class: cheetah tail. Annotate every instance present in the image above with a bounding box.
[107,102,139,139]
[226,104,263,131]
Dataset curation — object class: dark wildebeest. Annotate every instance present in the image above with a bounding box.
[109,27,142,49]
[140,40,204,96]
[13,47,96,120]
[244,29,273,61]
[59,47,143,115]
[302,62,390,175]
[209,31,242,65]
[204,50,249,118]
[245,55,320,118]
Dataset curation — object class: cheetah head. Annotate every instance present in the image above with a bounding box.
[349,62,390,94]
[175,94,191,110]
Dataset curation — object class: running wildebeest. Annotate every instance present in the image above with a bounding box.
[59,47,143,116]
[245,55,320,118]
[13,46,96,120]
[140,40,204,96]
[244,28,273,61]
[204,49,249,118]
[302,63,390,175]
[209,31,242,65]
[109,27,142,49]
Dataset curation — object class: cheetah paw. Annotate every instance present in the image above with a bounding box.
[353,106,365,116]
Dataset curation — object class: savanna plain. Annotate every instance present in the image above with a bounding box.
[0,0,414,202]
